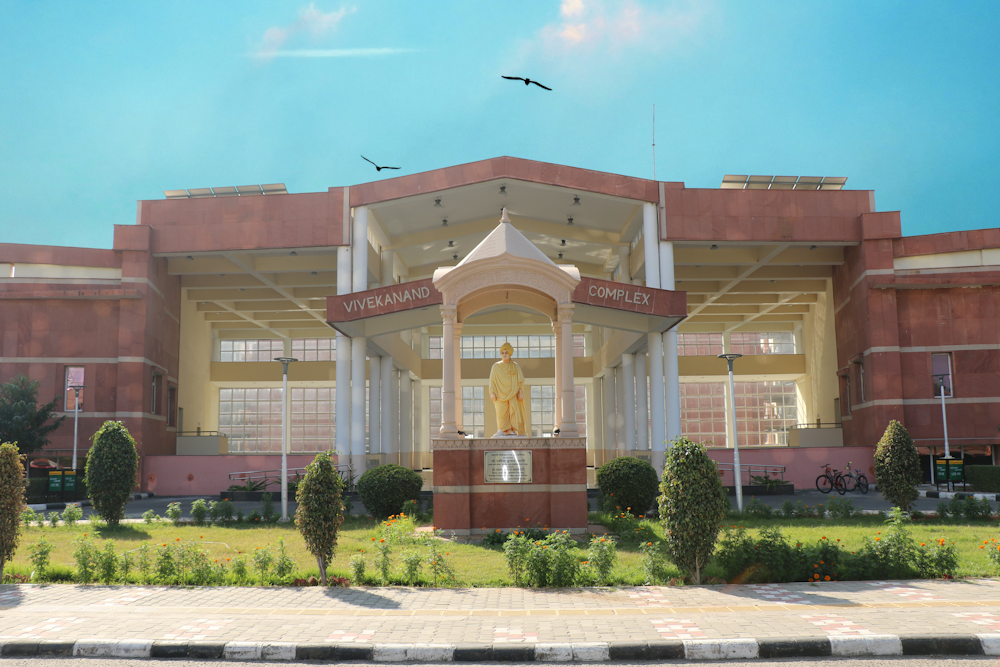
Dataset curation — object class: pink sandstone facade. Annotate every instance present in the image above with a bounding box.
[0,156,997,499]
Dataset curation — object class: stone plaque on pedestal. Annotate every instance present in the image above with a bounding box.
[484,450,532,483]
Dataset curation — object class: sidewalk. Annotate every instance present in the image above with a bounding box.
[4,579,1000,661]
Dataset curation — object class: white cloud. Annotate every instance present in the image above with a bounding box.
[254,4,356,60]
[540,0,706,54]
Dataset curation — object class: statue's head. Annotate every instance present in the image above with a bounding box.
[499,342,514,360]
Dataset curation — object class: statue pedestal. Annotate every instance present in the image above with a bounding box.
[431,437,588,536]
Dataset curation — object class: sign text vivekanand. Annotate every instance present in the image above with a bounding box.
[587,284,651,306]
[343,286,433,313]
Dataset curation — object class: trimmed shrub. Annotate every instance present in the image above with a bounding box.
[357,464,423,521]
[85,421,139,527]
[596,456,659,517]
[658,437,728,584]
[294,452,346,586]
[967,466,1000,493]
[0,442,26,582]
[873,420,921,512]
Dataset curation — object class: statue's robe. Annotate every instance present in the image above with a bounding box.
[489,359,530,435]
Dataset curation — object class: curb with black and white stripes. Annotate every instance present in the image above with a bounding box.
[3,634,1000,661]
[920,489,997,501]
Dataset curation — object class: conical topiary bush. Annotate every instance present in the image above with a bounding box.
[873,419,921,512]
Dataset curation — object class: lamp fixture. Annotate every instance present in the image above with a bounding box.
[442,218,448,226]
[185,255,193,260]
[434,198,443,207]
[452,254,458,261]
[499,184,507,195]
[567,216,574,225]
[448,240,454,247]
[810,245,818,250]
[558,252,563,259]
[560,239,567,246]
[710,244,719,250]
[290,251,297,256]
[572,196,581,206]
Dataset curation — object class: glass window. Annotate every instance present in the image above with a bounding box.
[731,332,795,355]
[220,386,336,453]
[429,386,442,434]
[681,382,727,447]
[64,366,84,411]
[530,385,556,437]
[573,334,586,357]
[677,333,723,357]
[291,338,336,362]
[932,353,953,397]
[428,336,442,359]
[220,339,285,362]
[734,381,798,446]
[462,386,485,438]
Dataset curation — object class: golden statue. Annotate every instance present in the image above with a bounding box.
[489,342,531,436]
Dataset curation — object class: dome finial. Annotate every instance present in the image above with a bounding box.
[500,206,510,223]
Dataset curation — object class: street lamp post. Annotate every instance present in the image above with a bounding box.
[718,353,744,512]
[275,357,297,521]
[933,373,952,489]
[68,384,85,470]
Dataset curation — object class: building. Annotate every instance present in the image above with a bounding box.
[1,157,997,494]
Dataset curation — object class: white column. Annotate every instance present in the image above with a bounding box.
[635,352,649,450]
[618,246,631,283]
[602,372,616,463]
[660,240,681,463]
[412,379,424,468]
[368,355,381,460]
[353,206,369,292]
[552,321,562,428]
[644,202,666,465]
[390,367,399,463]
[335,246,352,463]
[350,337,367,475]
[454,322,464,432]
[642,203,660,290]
[381,249,394,286]
[380,357,394,455]
[615,365,626,454]
[439,308,459,437]
[400,371,412,468]
[622,353,636,452]
[587,380,601,467]
[558,307,577,435]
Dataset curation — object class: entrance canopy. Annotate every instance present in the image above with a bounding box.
[327,216,686,337]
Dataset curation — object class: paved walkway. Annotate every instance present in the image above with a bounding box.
[5,580,1000,660]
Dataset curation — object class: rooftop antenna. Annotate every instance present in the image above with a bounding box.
[652,103,656,181]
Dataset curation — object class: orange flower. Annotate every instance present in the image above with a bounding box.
[875,537,880,541]
[820,560,825,564]
[836,539,840,542]
[921,543,926,547]
[226,558,231,562]
[824,575,831,581]
[371,538,376,541]
[380,539,385,543]
[200,535,204,538]
[814,564,819,568]
[821,536,827,540]
[176,537,180,541]
[600,538,606,543]
[647,542,653,546]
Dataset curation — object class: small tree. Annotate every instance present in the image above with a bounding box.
[596,456,659,516]
[0,375,65,455]
[658,437,728,585]
[357,464,423,520]
[874,419,921,511]
[0,442,27,581]
[85,421,139,527]
[294,452,345,586]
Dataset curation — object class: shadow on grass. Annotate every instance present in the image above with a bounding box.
[94,524,152,541]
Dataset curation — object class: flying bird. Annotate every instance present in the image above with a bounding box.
[361,156,400,172]
[501,76,552,91]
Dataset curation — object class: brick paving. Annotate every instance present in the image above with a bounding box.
[3,580,1000,646]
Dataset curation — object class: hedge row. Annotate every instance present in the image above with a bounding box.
[966,465,1000,493]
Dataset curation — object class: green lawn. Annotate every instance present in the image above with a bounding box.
[5,513,998,585]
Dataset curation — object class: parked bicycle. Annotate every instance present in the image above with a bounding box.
[835,461,869,494]
[816,463,847,494]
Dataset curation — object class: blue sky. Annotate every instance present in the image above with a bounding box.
[1,1,998,248]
